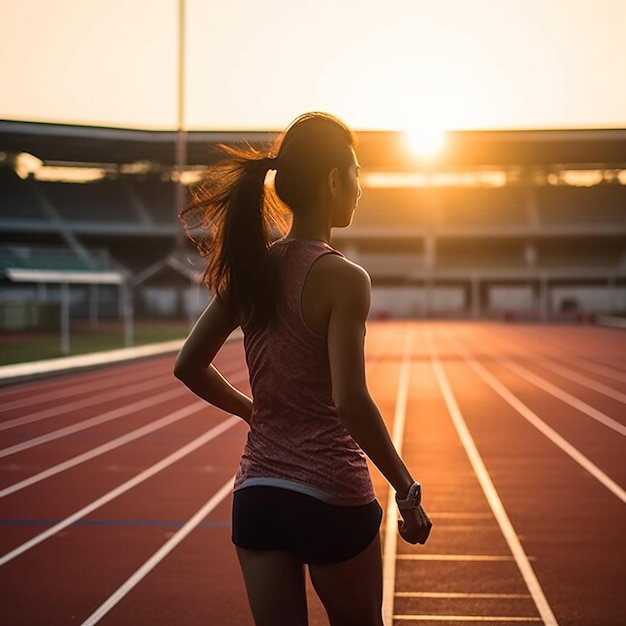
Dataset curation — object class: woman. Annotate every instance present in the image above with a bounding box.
[175,112,431,626]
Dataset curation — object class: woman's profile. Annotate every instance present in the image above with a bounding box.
[175,112,431,626]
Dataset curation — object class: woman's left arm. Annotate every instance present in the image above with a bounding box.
[174,296,252,423]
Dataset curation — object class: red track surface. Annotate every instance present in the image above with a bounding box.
[0,322,624,626]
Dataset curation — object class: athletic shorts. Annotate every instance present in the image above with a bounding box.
[231,486,383,565]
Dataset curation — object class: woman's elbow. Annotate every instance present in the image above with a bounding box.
[173,354,197,382]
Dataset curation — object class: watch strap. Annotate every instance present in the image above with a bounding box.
[395,481,422,510]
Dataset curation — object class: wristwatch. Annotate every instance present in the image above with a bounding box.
[395,481,422,511]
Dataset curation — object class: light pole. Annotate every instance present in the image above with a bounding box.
[175,0,187,254]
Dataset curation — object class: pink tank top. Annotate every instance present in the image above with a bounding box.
[234,239,376,506]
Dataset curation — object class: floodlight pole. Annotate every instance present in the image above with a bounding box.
[175,0,187,254]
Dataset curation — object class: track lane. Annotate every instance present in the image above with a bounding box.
[434,323,625,625]
[1,323,625,625]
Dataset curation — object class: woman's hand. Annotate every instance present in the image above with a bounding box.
[397,504,432,545]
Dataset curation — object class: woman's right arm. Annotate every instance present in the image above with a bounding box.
[174,296,253,423]
[324,257,432,544]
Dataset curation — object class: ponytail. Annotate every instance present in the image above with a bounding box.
[180,146,288,323]
[180,112,355,325]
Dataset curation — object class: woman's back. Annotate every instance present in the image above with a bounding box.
[237,239,375,506]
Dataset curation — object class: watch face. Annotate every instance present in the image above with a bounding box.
[410,483,421,505]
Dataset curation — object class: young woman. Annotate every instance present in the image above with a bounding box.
[175,112,431,626]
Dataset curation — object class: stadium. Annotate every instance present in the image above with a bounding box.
[1,120,625,336]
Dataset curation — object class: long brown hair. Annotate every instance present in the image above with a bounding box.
[180,112,356,323]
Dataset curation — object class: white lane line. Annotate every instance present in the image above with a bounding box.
[0,362,154,400]
[396,554,517,561]
[471,347,626,436]
[382,328,413,626]
[0,402,203,498]
[0,376,177,432]
[0,388,186,458]
[0,368,161,413]
[396,592,531,599]
[424,330,559,626]
[79,476,234,626]
[430,512,492,519]
[567,357,626,383]
[0,415,240,566]
[519,357,626,405]
[0,371,248,498]
[446,332,626,505]
[393,616,541,622]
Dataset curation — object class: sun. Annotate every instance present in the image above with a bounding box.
[405,126,446,160]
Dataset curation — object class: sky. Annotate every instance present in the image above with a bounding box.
[1,0,625,132]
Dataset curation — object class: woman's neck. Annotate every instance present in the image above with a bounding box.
[287,214,331,244]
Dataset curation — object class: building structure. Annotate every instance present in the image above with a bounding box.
[1,120,625,323]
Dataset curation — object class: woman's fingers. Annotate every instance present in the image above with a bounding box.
[397,506,433,544]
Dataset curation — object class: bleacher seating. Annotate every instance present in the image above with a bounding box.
[0,167,48,220]
[536,184,625,226]
[132,179,178,224]
[353,188,427,229]
[436,237,528,270]
[38,179,138,223]
[1,122,624,319]
[433,186,530,229]
[536,238,623,269]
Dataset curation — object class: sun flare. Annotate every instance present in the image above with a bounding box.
[405,127,446,159]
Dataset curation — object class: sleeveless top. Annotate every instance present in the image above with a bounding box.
[234,239,376,506]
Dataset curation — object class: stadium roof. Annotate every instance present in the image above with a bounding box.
[1,119,625,170]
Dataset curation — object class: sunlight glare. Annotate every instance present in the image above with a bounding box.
[405,127,446,159]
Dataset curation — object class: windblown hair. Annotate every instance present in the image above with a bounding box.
[179,112,356,324]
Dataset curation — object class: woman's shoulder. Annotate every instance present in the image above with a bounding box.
[311,251,371,294]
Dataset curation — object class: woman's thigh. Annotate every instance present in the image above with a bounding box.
[308,532,384,626]
[236,547,308,626]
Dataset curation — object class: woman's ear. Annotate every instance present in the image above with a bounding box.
[327,168,339,198]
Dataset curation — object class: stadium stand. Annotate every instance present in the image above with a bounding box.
[0,121,624,321]
[536,183,625,227]
[0,166,48,220]
[38,179,138,224]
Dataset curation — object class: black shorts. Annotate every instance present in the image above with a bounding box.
[232,486,383,565]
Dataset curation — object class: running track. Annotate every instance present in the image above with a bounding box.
[0,322,624,626]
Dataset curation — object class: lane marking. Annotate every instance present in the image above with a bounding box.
[0,376,178,431]
[445,331,626,505]
[0,518,231,528]
[382,328,414,626]
[472,348,626,436]
[79,476,234,626]
[512,356,626,405]
[396,592,531,599]
[567,357,626,383]
[430,512,492,519]
[0,361,157,399]
[424,329,559,626]
[0,371,248,498]
[0,356,241,414]
[0,401,203,497]
[0,388,185,459]
[393,616,541,622]
[396,554,517,561]
[0,415,240,566]
[0,367,162,413]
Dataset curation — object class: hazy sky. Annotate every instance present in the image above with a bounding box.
[1,0,625,131]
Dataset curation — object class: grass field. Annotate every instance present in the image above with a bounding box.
[0,322,190,366]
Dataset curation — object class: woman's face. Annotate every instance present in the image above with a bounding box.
[331,149,362,228]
